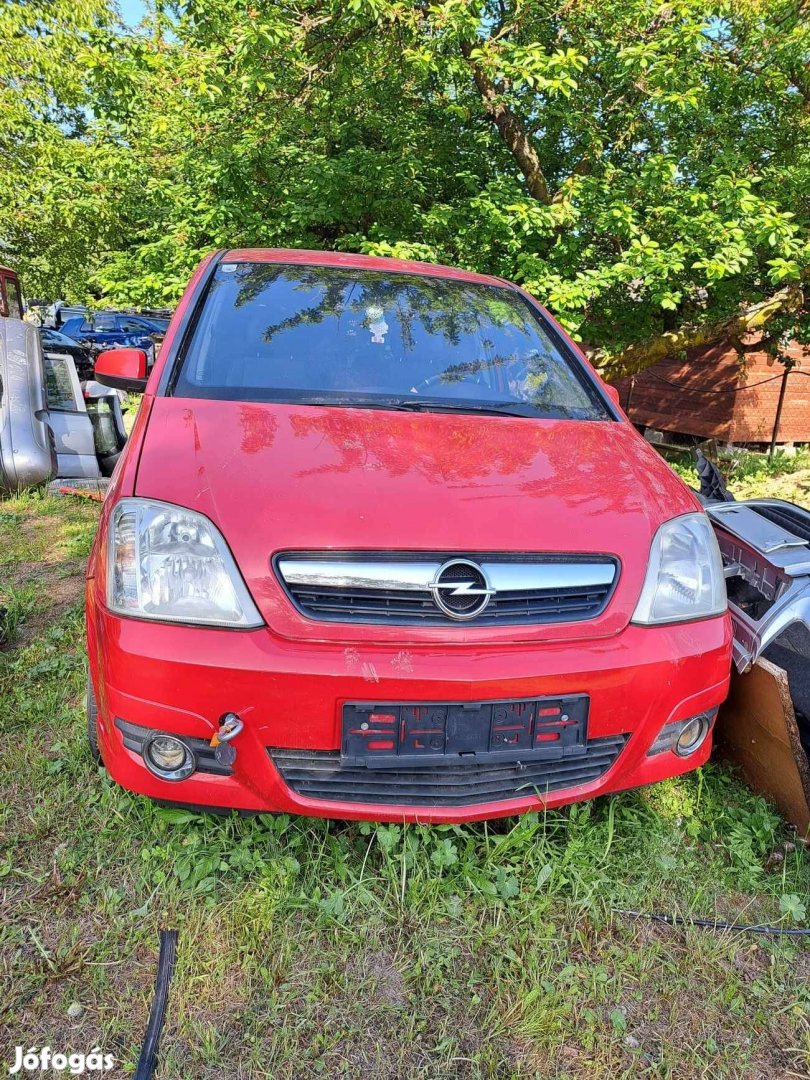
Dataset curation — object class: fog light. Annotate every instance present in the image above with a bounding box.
[647,710,715,757]
[674,715,710,758]
[143,734,195,781]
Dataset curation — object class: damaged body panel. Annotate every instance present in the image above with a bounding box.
[0,317,128,493]
[704,498,810,673]
[0,317,56,489]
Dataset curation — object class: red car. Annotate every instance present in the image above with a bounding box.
[86,249,732,823]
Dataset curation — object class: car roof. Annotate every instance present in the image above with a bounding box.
[63,312,166,325]
[222,248,512,290]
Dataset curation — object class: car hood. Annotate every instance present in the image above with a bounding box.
[134,397,701,644]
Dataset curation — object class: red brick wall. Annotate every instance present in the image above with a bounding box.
[611,337,810,443]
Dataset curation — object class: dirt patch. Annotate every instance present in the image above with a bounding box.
[20,514,74,563]
[0,497,98,650]
[2,557,86,649]
[346,948,407,1008]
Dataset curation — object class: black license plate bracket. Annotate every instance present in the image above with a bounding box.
[341,695,589,768]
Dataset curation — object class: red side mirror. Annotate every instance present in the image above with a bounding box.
[602,382,621,408]
[95,348,148,393]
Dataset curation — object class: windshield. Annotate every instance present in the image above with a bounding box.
[173,262,610,420]
[43,329,74,346]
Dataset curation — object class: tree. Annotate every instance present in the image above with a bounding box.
[1,0,807,374]
[0,0,131,299]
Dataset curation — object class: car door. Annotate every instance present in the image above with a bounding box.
[76,312,117,346]
[0,319,55,491]
[116,315,159,349]
[42,351,100,478]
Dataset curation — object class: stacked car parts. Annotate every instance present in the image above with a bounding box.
[0,316,127,493]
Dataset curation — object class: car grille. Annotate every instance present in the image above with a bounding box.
[268,734,628,807]
[275,554,618,626]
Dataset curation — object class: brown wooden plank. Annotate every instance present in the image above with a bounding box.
[715,658,810,837]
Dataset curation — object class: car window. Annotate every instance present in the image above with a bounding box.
[43,329,73,348]
[43,355,80,411]
[174,264,609,420]
[5,278,22,319]
[118,317,150,333]
[0,277,8,317]
[81,314,114,332]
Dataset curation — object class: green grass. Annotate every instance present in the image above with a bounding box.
[669,446,810,504]
[1,485,808,1079]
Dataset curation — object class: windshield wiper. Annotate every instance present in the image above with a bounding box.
[391,399,541,418]
[284,396,409,411]
[283,396,543,418]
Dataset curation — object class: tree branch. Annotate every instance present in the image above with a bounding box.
[593,285,804,379]
[460,39,550,204]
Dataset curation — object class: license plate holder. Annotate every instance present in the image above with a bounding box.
[341,695,589,768]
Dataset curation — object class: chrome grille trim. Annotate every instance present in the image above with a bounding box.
[274,553,619,626]
[278,558,616,592]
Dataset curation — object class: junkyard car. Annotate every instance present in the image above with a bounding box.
[62,312,169,351]
[86,249,732,823]
[0,317,55,489]
[39,326,94,379]
[0,316,127,492]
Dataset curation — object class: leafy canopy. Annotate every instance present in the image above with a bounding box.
[1,0,808,370]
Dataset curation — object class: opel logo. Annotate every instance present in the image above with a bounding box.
[429,559,494,620]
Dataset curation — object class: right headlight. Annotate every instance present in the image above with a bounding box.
[107,498,263,628]
[632,512,727,625]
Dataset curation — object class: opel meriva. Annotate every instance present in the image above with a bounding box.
[86,249,731,822]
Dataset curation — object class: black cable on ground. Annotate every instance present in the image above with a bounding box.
[133,929,179,1080]
[614,909,810,937]
[644,368,810,395]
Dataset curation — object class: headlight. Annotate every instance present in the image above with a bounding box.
[632,512,726,625]
[107,498,263,627]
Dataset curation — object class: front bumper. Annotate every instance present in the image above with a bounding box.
[87,592,732,823]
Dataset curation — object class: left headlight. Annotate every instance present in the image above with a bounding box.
[632,512,727,626]
[107,498,263,627]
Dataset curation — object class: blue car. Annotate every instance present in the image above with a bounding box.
[61,312,169,350]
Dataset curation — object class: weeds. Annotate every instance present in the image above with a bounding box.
[669,446,810,503]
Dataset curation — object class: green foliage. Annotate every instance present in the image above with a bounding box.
[1,1,809,356]
[669,446,810,502]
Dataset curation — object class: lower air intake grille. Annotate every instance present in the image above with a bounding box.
[268,735,628,807]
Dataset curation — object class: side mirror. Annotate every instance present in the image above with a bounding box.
[94,348,148,393]
[602,382,621,408]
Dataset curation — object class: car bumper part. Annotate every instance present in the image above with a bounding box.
[87,591,731,823]
[705,499,810,672]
